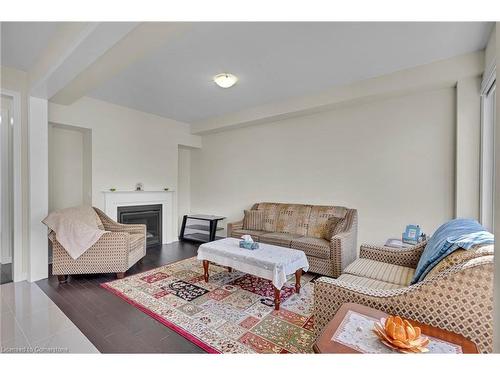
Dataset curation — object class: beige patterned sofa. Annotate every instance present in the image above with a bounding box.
[227,202,358,277]
[51,207,146,282]
[314,241,494,353]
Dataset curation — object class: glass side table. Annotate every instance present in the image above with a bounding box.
[179,214,226,243]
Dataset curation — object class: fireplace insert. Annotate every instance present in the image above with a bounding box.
[117,204,162,247]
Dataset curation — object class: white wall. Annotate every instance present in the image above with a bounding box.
[191,87,457,244]
[485,25,496,73]
[48,96,201,232]
[28,96,48,281]
[456,76,481,218]
[49,124,92,211]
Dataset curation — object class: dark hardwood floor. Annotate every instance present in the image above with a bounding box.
[36,240,206,353]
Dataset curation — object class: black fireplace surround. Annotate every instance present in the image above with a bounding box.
[117,204,162,247]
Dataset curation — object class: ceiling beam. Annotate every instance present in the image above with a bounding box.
[49,23,191,105]
[190,51,485,135]
[29,22,140,99]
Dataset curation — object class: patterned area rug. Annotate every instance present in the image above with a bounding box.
[102,257,315,353]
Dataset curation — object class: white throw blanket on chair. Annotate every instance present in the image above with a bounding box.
[42,206,108,260]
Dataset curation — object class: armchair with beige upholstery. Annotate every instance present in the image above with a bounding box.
[227,202,358,277]
[51,207,146,282]
[314,241,494,353]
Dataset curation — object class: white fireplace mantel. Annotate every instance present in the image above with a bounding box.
[102,191,174,244]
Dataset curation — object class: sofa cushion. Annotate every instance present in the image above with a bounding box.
[275,204,312,236]
[337,274,402,290]
[344,258,415,286]
[243,210,264,230]
[230,229,268,241]
[291,236,331,259]
[255,202,281,232]
[307,205,348,239]
[259,232,302,247]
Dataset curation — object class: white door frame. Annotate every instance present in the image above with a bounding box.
[480,62,496,231]
[1,89,25,282]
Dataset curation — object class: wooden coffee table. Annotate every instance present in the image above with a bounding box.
[313,303,478,353]
[197,238,309,310]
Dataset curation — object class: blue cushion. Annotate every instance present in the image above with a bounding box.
[411,218,493,284]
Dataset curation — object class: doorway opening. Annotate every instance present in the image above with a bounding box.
[1,95,14,284]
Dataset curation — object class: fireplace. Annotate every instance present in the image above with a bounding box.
[117,204,162,247]
[103,191,174,244]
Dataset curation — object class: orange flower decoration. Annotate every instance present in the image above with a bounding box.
[373,316,430,353]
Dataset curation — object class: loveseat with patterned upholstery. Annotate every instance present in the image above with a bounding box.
[227,202,358,277]
[313,241,494,352]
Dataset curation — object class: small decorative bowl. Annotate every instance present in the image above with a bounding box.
[164,188,169,191]
[373,315,429,353]
[109,188,116,192]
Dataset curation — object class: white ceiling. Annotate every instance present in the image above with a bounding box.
[90,22,492,123]
[1,22,62,71]
[1,22,493,124]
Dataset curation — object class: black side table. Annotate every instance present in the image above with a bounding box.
[179,214,226,243]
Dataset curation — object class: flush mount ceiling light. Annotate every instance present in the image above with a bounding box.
[213,73,238,88]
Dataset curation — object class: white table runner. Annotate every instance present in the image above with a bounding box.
[197,238,309,289]
[331,310,463,354]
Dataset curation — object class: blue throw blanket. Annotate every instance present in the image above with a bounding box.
[411,218,494,284]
